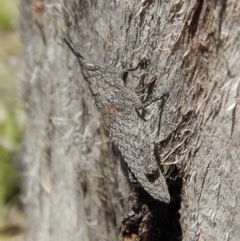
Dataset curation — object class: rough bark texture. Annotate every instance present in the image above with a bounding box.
[20,0,240,241]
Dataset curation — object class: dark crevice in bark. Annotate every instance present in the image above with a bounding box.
[188,0,204,37]
[119,163,183,241]
[113,135,183,240]
[216,0,227,52]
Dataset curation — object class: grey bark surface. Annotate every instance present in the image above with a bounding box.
[20,0,240,241]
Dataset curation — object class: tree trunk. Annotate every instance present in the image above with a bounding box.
[20,0,240,240]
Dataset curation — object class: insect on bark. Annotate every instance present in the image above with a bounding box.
[63,36,170,203]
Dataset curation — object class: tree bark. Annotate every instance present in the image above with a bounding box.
[20,0,240,240]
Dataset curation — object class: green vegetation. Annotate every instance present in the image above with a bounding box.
[0,0,18,31]
[0,1,25,239]
[0,107,23,214]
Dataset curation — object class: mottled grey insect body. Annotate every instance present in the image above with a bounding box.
[63,37,170,203]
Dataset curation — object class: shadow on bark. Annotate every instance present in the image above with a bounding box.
[119,161,183,241]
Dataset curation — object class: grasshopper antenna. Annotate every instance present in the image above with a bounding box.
[63,35,84,60]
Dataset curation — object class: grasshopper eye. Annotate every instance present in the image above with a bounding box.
[145,168,160,183]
